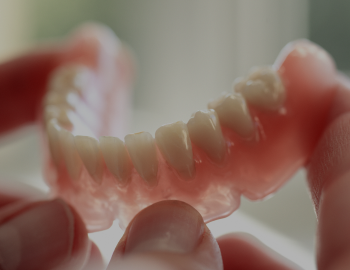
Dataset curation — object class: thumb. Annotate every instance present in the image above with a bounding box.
[107,200,222,270]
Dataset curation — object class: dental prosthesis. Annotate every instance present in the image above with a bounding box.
[40,25,337,232]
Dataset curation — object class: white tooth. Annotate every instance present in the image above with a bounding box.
[44,105,72,128]
[208,93,254,138]
[124,132,158,187]
[207,91,230,111]
[75,136,103,184]
[46,119,62,166]
[59,129,82,181]
[187,110,226,163]
[234,66,285,111]
[49,64,93,94]
[44,91,80,108]
[155,121,195,179]
[99,136,132,186]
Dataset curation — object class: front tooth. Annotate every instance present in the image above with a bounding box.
[49,64,92,93]
[46,119,62,166]
[234,66,285,111]
[155,121,195,179]
[187,110,226,163]
[208,93,254,138]
[125,132,158,186]
[99,136,132,186]
[44,91,80,108]
[75,136,103,184]
[59,129,82,181]
[44,105,72,127]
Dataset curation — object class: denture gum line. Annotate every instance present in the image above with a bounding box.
[41,37,338,232]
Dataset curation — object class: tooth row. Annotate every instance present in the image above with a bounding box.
[46,66,284,187]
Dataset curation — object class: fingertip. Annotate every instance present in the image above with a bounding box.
[0,198,90,270]
[217,233,300,270]
[63,200,90,269]
[82,242,105,270]
[108,200,222,270]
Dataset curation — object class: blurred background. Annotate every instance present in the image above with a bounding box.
[0,0,348,268]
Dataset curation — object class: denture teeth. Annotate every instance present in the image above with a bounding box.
[44,91,80,108]
[125,132,158,187]
[208,93,254,138]
[187,110,226,163]
[207,91,230,110]
[155,121,195,180]
[74,136,104,184]
[59,129,82,181]
[46,119,62,166]
[99,136,132,186]
[234,66,285,111]
[49,64,93,93]
[44,105,73,128]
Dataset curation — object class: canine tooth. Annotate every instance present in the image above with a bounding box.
[99,136,132,186]
[46,119,62,166]
[155,121,195,179]
[187,110,226,163]
[125,132,158,187]
[234,66,285,110]
[59,129,82,181]
[44,105,72,127]
[75,136,103,184]
[49,64,92,93]
[209,93,254,138]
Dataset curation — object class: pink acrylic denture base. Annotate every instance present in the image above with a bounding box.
[42,40,338,232]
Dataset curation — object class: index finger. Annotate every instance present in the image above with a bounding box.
[307,73,350,269]
[0,48,61,134]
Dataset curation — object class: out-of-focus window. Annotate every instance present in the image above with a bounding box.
[310,0,350,71]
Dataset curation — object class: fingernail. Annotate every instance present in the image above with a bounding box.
[125,200,204,254]
[0,199,74,270]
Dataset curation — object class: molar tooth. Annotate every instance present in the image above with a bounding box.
[155,121,195,179]
[99,136,132,186]
[75,136,103,184]
[209,93,254,138]
[234,66,285,110]
[59,129,82,181]
[46,119,62,166]
[125,132,158,186]
[187,110,226,163]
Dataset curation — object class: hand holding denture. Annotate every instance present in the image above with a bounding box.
[1,22,350,270]
[38,24,338,232]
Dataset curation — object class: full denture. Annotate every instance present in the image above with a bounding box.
[40,25,338,232]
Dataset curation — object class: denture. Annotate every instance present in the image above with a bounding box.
[40,25,338,232]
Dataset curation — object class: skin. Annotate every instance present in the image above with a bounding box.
[1,26,350,269]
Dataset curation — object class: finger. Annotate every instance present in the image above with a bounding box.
[107,200,222,270]
[82,242,105,270]
[0,48,61,134]
[0,181,45,208]
[0,22,121,135]
[217,233,301,270]
[307,74,350,269]
[0,198,89,270]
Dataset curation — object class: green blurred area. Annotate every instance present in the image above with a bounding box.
[309,0,350,70]
[33,0,350,70]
